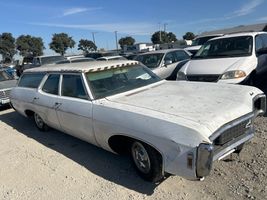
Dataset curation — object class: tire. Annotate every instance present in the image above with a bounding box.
[131,141,163,183]
[34,113,49,131]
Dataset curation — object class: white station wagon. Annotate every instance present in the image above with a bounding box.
[11,60,266,182]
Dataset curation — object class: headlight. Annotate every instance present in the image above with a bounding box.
[177,71,187,80]
[220,70,246,80]
[196,143,213,178]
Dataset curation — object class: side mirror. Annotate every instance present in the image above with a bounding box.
[164,59,172,66]
[256,47,267,56]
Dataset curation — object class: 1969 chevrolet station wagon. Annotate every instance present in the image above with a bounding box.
[10,60,266,182]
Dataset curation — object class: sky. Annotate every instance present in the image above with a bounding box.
[1,0,267,56]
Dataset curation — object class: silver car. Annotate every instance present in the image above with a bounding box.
[135,49,191,80]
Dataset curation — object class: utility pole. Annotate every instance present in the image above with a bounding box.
[91,32,97,46]
[164,23,168,32]
[114,31,118,52]
[158,23,162,43]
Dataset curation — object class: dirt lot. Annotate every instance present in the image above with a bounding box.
[0,107,266,200]
[0,81,267,200]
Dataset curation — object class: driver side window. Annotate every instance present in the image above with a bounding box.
[164,52,176,63]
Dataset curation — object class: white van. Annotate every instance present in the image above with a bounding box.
[184,34,223,55]
[178,32,267,85]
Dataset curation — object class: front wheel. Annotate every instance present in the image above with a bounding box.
[34,113,49,131]
[131,141,163,182]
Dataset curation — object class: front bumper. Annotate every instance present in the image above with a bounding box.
[196,112,256,178]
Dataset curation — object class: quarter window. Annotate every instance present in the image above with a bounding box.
[42,74,60,95]
[18,73,45,88]
[61,75,88,100]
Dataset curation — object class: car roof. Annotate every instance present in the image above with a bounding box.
[194,34,223,39]
[97,56,124,59]
[24,60,139,73]
[140,49,184,55]
[209,31,267,41]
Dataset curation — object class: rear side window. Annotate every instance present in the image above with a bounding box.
[42,74,60,95]
[61,74,88,100]
[18,73,45,88]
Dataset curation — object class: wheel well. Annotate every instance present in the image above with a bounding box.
[108,135,163,161]
[108,135,134,155]
[25,110,34,117]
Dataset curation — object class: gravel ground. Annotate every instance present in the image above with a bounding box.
[0,81,267,200]
[0,108,266,200]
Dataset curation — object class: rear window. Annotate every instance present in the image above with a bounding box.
[18,73,45,88]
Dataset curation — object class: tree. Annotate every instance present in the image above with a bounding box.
[183,32,196,40]
[49,33,75,56]
[151,31,177,44]
[78,39,97,53]
[16,35,45,57]
[118,36,135,49]
[0,32,16,62]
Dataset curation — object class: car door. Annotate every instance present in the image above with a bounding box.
[255,34,267,77]
[156,51,179,79]
[36,73,61,130]
[56,73,96,145]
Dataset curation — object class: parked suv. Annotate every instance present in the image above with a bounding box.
[136,49,191,79]
[17,55,66,76]
[178,32,267,85]
[184,34,223,56]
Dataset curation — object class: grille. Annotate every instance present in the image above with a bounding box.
[187,75,220,82]
[0,89,11,99]
[214,119,251,145]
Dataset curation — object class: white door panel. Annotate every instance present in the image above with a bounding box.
[56,98,96,145]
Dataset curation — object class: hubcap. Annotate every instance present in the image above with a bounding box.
[34,113,44,128]
[131,142,151,174]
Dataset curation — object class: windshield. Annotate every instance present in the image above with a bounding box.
[192,36,220,46]
[0,71,11,81]
[86,65,161,99]
[135,53,164,69]
[194,36,253,59]
[40,56,66,65]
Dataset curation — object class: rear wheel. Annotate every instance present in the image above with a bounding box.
[131,141,163,182]
[34,113,49,131]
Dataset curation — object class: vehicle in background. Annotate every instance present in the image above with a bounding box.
[65,55,85,60]
[16,55,66,76]
[96,56,127,61]
[10,60,266,182]
[125,53,142,60]
[56,57,95,64]
[135,49,191,80]
[185,34,223,56]
[85,52,119,59]
[0,64,17,78]
[0,69,17,106]
[178,32,267,85]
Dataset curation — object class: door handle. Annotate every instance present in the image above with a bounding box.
[32,97,39,103]
[54,102,62,110]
